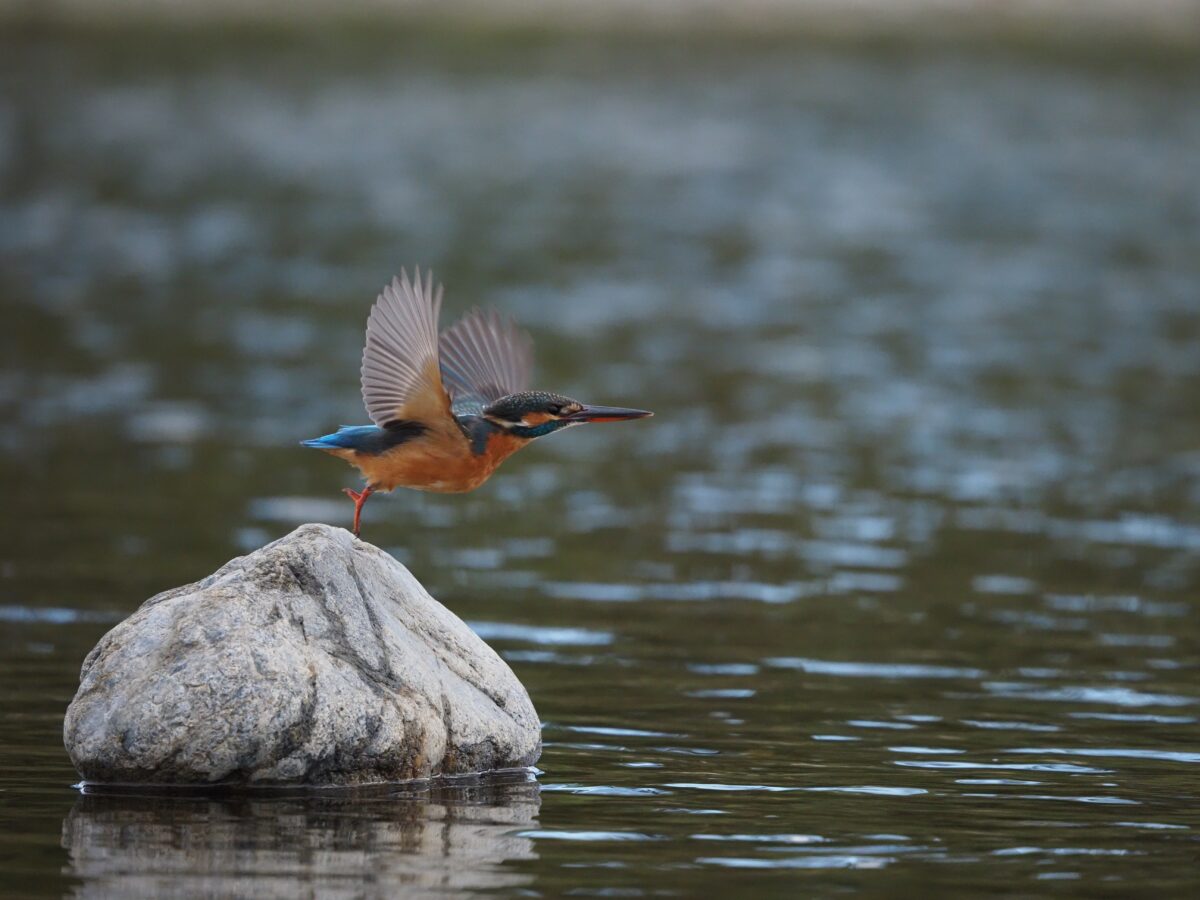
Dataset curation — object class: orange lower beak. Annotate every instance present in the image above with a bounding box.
[569,404,654,423]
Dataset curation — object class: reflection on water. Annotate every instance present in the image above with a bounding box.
[63,775,540,898]
[1,22,1199,900]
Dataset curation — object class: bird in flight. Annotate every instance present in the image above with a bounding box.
[303,269,652,537]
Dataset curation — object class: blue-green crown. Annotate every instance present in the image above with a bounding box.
[484,391,577,422]
[484,391,580,439]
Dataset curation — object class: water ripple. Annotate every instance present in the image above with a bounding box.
[896,760,1111,774]
[696,855,893,870]
[961,719,1061,733]
[1018,795,1139,806]
[541,582,644,603]
[982,683,1197,707]
[0,606,121,625]
[688,664,759,676]
[1068,713,1196,724]
[769,658,984,679]
[520,830,666,842]
[955,778,1042,786]
[888,747,966,755]
[666,783,796,793]
[559,725,682,739]
[993,847,1140,857]
[541,784,671,797]
[692,833,826,845]
[803,786,928,797]
[1007,747,1200,764]
[470,621,614,646]
[973,575,1037,595]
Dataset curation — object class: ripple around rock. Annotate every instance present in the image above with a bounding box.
[62,524,542,785]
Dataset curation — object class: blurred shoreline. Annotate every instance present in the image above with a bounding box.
[4,0,1200,47]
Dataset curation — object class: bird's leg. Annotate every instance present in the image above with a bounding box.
[342,485,375,538]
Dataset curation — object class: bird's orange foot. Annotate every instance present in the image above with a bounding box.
[342,486,375,538]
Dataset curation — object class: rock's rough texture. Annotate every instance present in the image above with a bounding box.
[63,524,541,785]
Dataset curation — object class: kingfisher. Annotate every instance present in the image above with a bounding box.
[303,268,652,537]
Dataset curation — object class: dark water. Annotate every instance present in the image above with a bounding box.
[2,27,1199,898]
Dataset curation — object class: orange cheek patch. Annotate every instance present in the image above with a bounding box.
[521,412,554,426]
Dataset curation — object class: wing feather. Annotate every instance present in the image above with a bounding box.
[439,306,534,416]
[360,268,452,428]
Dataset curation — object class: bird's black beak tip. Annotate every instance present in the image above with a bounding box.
[571,404,654,423]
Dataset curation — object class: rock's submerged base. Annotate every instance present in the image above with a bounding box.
[63,524,541,785]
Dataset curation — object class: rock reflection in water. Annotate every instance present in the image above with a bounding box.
[62,774,540,898]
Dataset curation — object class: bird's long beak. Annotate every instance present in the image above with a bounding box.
[567,404,654,423]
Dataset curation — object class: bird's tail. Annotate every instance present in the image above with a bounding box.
[300,425,382,451]
[301,423,427,455]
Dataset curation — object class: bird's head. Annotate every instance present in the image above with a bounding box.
[483,391,652,439]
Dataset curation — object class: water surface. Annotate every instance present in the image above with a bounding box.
[1,27,1199,898]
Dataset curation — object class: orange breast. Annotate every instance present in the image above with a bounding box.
[345,427,528,493]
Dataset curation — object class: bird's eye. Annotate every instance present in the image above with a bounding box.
[547,404,562,416]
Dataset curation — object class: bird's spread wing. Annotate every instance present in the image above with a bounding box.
[361,269,454,428]
[439,307,534,416]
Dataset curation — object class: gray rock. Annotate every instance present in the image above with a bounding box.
[63,523,541,785]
